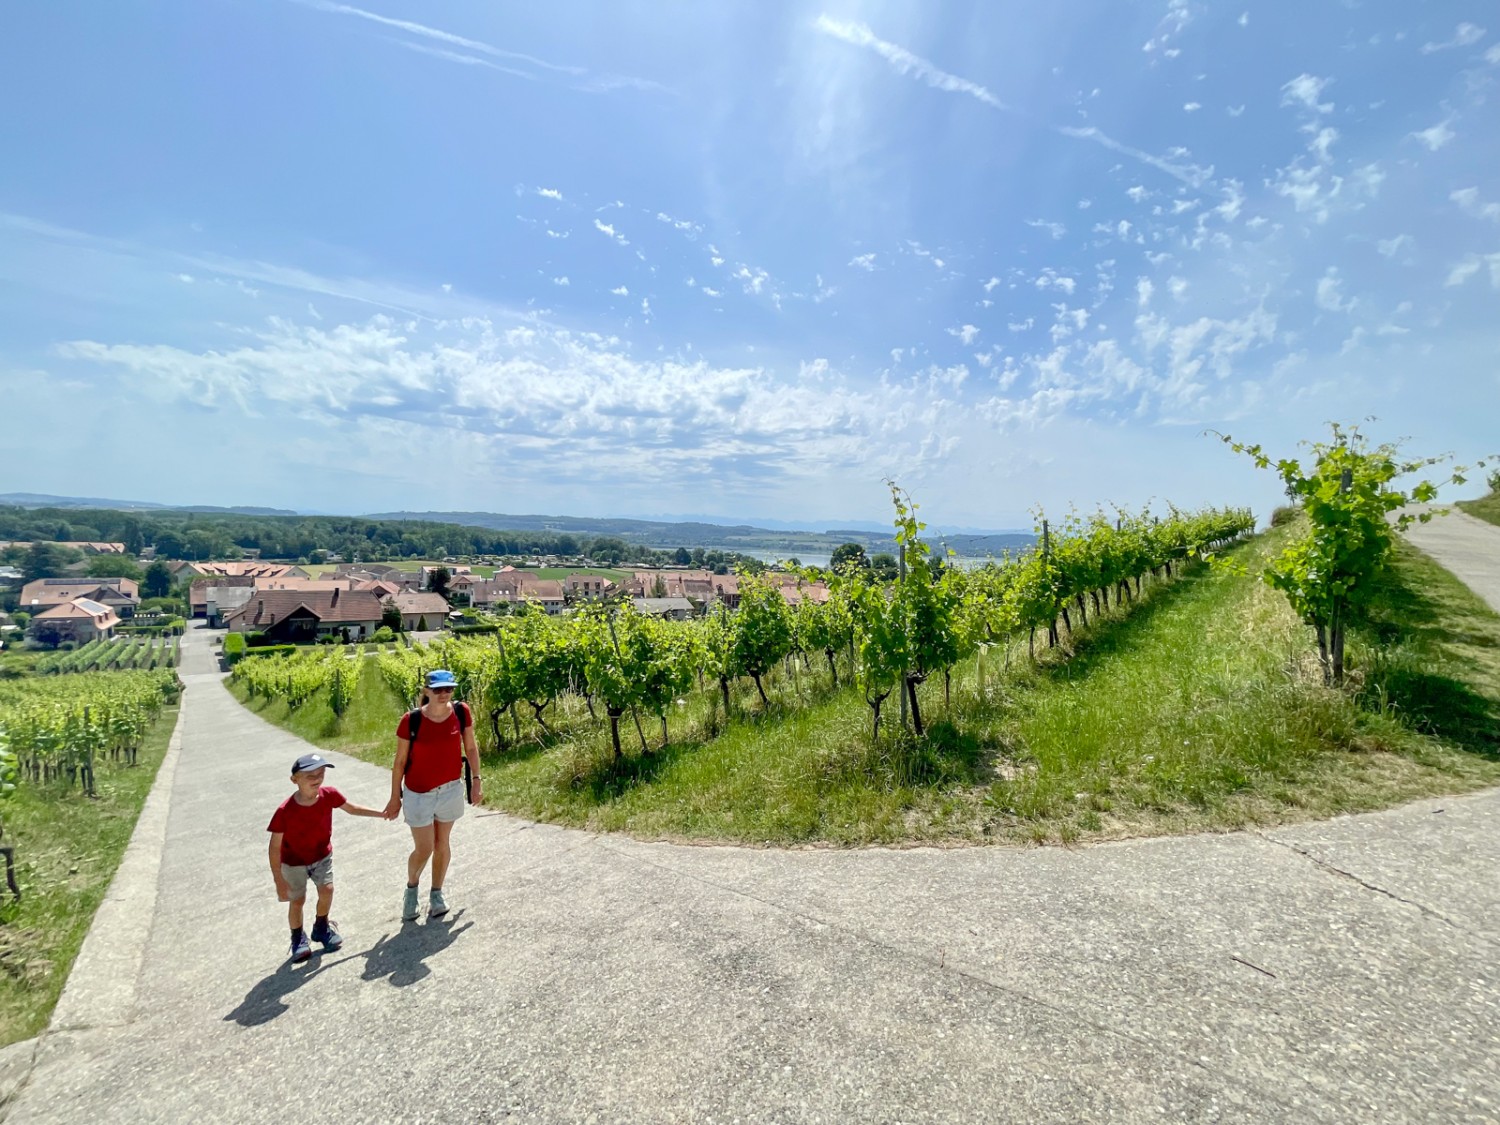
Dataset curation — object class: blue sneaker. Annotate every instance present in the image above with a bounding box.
[428,888,448,918]
[310,917,343,952]
[290,930,312,963]
[402,885,419,921]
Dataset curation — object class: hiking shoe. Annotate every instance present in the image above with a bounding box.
[290,930,312,963]
[311,918,343,952]
[428,888,449,918]
[401,885,420,921]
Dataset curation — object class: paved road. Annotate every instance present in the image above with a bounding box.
[1404,505,1500,615]
[3,615,1499,1122]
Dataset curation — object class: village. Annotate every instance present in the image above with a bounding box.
[3,541,834,649]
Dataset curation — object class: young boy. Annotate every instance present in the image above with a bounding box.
[268,752,389,963]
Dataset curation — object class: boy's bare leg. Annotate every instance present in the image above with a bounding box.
[288,896,305,931]
[407,825,435,886]
[315,883,334,919]
[431,819,454,890]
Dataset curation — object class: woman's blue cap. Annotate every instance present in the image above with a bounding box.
[426,669,458,689]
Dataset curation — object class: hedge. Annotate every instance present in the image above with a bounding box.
[239,644,299,660]
[451,623,500,635]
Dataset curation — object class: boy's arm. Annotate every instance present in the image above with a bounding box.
[338,800,389,819]
[268,833,289,901]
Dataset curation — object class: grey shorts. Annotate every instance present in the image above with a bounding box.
[281,855,334,900]
[402,778,465,828]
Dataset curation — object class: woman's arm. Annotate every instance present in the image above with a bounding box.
[383,737,410,819]
[462,721,482,804]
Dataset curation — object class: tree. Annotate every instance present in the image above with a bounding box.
[381,600,404,633]
[869,552,899,582]
[429,567,451,600]
[730,574,794,707]
[153,530,187,560]
[142,561,174,599]
[829,542,869,573]
[673,547,692,565]
[86,556,144,582]
[23,542,71,582]
[1216,423,1478,684]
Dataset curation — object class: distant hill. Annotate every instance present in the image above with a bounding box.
[1,494,1032,557]
[0,493,297,517]
[0,492,169,510]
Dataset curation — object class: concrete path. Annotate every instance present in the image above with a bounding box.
[1405,505,1500,615]
[5,618,1500,1123]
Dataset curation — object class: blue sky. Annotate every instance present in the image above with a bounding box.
[1,2,1496,531]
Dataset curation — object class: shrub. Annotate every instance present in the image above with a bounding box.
[223,633,247,665]
[1270,505,1298,527]
[240,644,298,660]
[371,626,395,643]
[452,623,501,635]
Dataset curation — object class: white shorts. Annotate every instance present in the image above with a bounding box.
[402,778,465,827]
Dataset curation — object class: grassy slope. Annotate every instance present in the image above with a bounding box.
[1456,491,1500,528]
[232,526,1500,847]
[0,704,180,1046]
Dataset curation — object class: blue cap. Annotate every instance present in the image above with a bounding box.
[291,752,334,775]
[426,669,458,690]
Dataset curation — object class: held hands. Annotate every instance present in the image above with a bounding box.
[382,795,402,820]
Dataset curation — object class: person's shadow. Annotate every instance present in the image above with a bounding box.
[361,910,473,988]
[224,950,359,1027]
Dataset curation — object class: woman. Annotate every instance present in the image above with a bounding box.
[385,668,482,921]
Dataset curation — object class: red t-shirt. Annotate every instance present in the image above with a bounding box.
[397,703,469,794]
[266,786,346,866]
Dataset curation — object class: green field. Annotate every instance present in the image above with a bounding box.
[229,524,1500,846]
[0,705,180,1046]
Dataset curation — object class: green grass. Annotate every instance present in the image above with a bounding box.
[230,527,1500,847]
[530,567,632,581]
[1457,490,1500,529]
[0,704,180,1046]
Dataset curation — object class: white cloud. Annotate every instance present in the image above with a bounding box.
[813,16,1007,108]
[1168,277,1189,301]
[1488,44,1500,64]
[1409,120,1456,151]
[545,229,568,239]
[176,273,194,284]
[982,276,1000,293]
[1420,23,1486,54]
[593,219,629,246]
[536,187,564,200]
[1445,254,1500,287]
[656,211,702,235]
[1452,187,1500,222]
[1027,219,1067,240]
[53,312,982,498]
[1183,102,1202,113]
[552,276,570,286]
[610,286,629,296]
[1315,268,1354,312]
[441,282,453,293]
[948,324,981,346]
[1280,74,1333,114]
[1227,105,1246,117]
[849,252,877,271]
[1136,278,1155,308]
[1034,269,1077,295]
[1376,234,1414,258]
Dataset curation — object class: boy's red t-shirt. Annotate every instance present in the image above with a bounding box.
[266,786,346,866]
[397,704,469,794]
